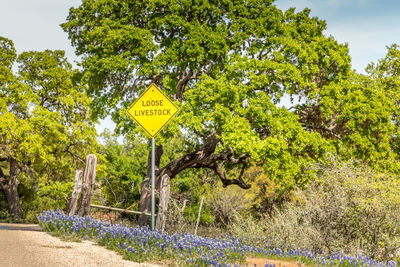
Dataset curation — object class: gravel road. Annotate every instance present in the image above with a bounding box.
[0,223,301,267]
[0,223,161,267]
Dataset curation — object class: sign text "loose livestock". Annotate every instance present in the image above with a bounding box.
[133,100,171,116]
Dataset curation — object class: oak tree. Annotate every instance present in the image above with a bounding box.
[62,0,395,224]
[367,44,400,160]
[0,37,96,218]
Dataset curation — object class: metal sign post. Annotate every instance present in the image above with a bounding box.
[151,137,155,231]
[126,83,179,231]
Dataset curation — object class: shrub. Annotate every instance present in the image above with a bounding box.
[38,209,397,266]
[204,182,252,226]
[230,160,400,261]
[162,198,225,238]
[23,181,74,223]
[0,210,24,223]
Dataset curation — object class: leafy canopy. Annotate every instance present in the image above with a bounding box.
[62,0,396,191]
[0,36,96,191]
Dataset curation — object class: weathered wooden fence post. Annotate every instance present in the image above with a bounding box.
[177,199,187,226]
[66,170,83,216]
[156,174,170,232]
[77,154,97,217]
[194,196,204,236]
[181,200,187,216]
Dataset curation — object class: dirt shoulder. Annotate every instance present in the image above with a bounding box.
[0,223,159,267]
[246,257,304,267]
[0,223,305,267]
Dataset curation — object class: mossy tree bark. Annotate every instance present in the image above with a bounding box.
[0,158,23,219]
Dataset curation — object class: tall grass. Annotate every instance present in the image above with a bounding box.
[229,161,400,262]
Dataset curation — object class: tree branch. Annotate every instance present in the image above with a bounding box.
[193,129,209,139]
[176,70,194,101]
[0,168,8,190]
[176,70,202,100]
[296,104,344,138]
[227,147,248,164]
[154,133,250,190]
[301,124,341,138]
[213,162,251,189]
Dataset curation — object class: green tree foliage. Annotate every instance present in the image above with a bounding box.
[0,36,97,218]
[24,181,74,222]
[312,72,395,164]
[97,130,147,208]
[367,44,400,160]
[62,0,397,217]
[96,129,189,207]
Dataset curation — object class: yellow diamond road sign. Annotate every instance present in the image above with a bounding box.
[127,83,179,137]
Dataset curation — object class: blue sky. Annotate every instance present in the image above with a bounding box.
[275,0,400,72]
[2,0,399,72]
[1,0,399,133]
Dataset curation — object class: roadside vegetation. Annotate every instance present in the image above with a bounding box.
[1,0,400,266]
[38,207,397,267]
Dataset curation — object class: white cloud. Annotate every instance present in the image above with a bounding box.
[0,0,80,62]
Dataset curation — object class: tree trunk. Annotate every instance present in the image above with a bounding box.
[0,158,23,219]
[137,177,151,226]
[66,170,83,216]
[4,185,23,219]
[77,154,97,217]
[137,135,251,227]
[138,144,163,226]
[156,174,170,231]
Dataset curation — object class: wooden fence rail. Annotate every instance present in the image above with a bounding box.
[90,204,155,217]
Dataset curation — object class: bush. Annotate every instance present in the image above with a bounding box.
[0,210,24,223]
[23,181,74,223]
[230,160,400,261]
[203,182,252,226]
[38,209,397,267]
